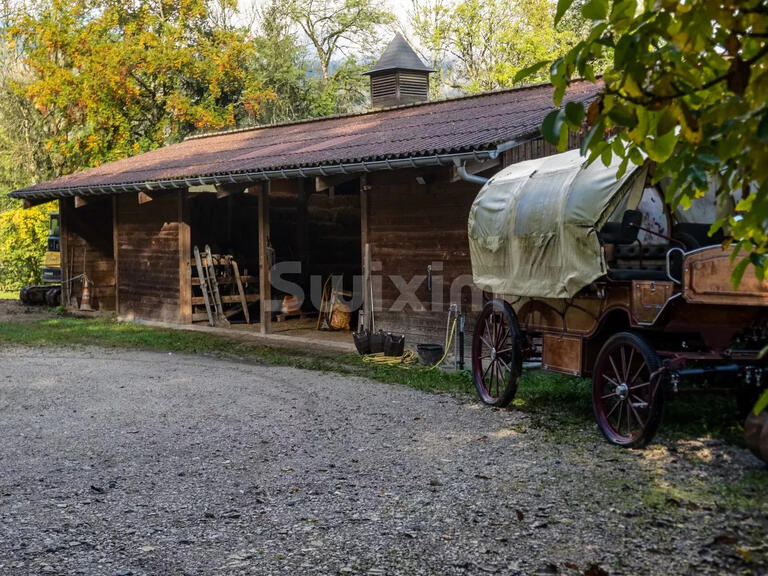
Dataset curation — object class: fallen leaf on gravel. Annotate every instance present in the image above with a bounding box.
[475,474,490,480]
[714,534,738,545]
[564,562,579,570]
[583,564,608,576]
[139,546,155,553]
[476,435,488,441]
[735,548,752,563]
[89,485,104,494]
[516,510,525,521]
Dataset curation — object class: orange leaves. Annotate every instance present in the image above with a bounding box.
[7,0,269,173]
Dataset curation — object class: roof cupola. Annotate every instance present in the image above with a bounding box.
[364,33,434,108]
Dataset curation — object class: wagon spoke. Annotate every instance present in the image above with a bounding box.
[602,373,621,388]
[484,320,493,354]
[629,361,646,386]
[615,398,624,433]
[479,336,494,351]
[481,360,493,386]
[496,356,511,372]
[606,396,622,419]
[609,356,623,386]
[495,347,515,355]
[620,346,628,382]
[601,392,618,400]
[629,381,650,390]
[629,400,646,431]
[495,329,510,349]
[626,401,633,438]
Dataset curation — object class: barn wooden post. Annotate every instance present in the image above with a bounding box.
[60,199,70,308]
[112,196,119,315]
[258,181,272,334]
[178,189,192,324]
[360,175,370,330]
[296,178,309,289]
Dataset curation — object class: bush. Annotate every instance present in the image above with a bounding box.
[0,203,52,289]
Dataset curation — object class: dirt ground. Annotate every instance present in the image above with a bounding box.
[0,297,56,323]
[0,343,766,576]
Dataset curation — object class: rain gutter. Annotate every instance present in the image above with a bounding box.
[10,140,522,201]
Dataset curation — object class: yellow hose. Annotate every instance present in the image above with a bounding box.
[362,349,419,366]
[428,317,457,371]
[361,317,458,370]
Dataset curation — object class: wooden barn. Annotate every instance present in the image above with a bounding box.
[11,35,600,357]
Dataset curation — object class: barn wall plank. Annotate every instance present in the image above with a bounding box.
[116,191,182,322]
[61,196,116,311]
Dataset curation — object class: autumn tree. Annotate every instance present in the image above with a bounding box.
[7,0,270,174]
[527,0,768,281]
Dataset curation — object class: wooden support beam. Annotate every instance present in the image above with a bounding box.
[113,196,119,316]
[360,174,370,331]
[258,181,272,335]
[138,191,154,204]
[187,183,246,198]
[315,174,357,193]
[296,178,309,288]
[178,189,191,324]
[74,195,89,208]
[22,196,58,209]
[60,199,70,309]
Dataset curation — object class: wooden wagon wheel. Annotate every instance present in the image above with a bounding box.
[472,299,522,407]
[592,332,665,448]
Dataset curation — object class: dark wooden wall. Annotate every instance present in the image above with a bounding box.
[115,191,188,323]
[189,193,260,272]
[366,167,482,349]
[60,196,116,311]
[270,178,361,302]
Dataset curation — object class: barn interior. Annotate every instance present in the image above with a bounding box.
[186,178,362,345]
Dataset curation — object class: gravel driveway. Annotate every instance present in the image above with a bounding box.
[0,345,766,576]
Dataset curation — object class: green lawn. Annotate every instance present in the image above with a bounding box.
[0,314,745,445]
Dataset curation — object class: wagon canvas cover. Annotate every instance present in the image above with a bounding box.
[468,149,646,298]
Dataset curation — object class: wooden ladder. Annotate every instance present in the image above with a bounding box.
[192,246,257,326]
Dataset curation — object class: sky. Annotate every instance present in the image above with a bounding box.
[236,0,414,32]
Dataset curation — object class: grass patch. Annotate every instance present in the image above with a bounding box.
[0,316,473,395]
[642,468,768,512]
[0,290,19,300]
[0,314,748,443]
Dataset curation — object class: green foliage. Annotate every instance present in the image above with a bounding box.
[523,0,768,279]
[287,0,394,81]
[410,0,592,94]
[0,203,52,289]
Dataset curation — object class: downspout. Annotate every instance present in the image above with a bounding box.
[453,140,519,186]
[453,159,489,185]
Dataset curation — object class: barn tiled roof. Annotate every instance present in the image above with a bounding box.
[11,80,602,200]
